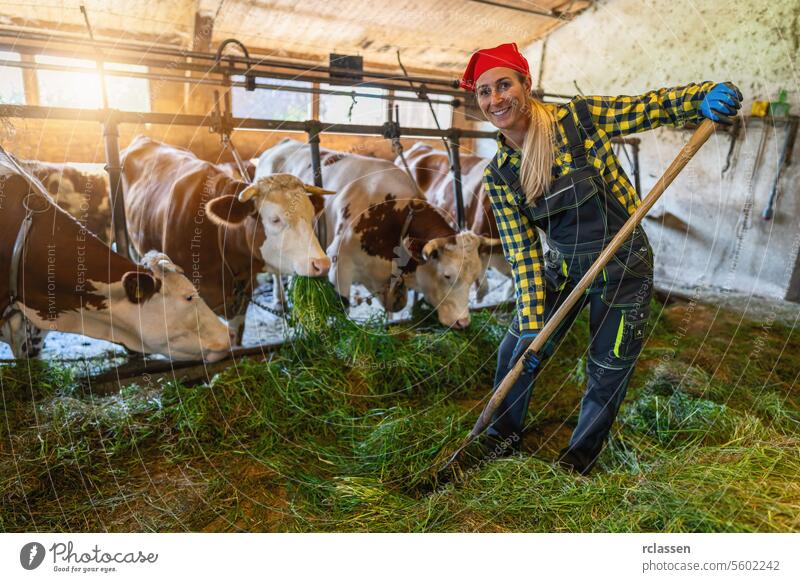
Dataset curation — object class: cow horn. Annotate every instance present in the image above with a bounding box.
[238,185,260,202]
[303,184,336,196]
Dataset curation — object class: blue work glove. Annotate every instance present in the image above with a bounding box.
[511,332,541,374]
[699,82,743,125]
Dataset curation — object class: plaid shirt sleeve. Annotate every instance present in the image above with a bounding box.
[484,167,546,334]
[583,81,716,138]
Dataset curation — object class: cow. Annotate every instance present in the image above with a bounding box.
[0,148,233,361]
[120,136,331,342]
[26,161,113,245]
[23,159,257,246]
[219,159,257,183]
[396,142,511,300]
[256,138,502,329]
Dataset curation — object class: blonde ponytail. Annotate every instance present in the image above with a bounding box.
[519,97,556,206]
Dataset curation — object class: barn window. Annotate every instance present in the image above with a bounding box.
[394,90,452,130]
[320,84,384,127]
[36,55,150,111]
[231,78,311,121]
[0,51,25,105]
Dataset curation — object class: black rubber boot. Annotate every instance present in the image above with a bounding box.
[556,447,598,476]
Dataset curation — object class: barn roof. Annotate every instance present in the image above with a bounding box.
[0,0,591,75]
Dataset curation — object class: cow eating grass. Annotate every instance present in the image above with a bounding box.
[121,136,331,343]
[0,149,233,361]
[256,139,501,329]
[396,142,511,301]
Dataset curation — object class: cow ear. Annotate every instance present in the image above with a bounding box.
[308,193,326,219]
[478,236,502,256]
[122,271,161,304]
[205,195,257,226]
[421,239,444,262]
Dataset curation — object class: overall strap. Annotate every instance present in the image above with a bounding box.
[487,152,525,203]
[488,97,598,197]
[562,97,595,169]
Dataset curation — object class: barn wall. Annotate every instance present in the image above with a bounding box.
[518,0,800,301]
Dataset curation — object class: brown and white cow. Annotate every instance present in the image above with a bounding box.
[218,159,257,183]
[25,161,114,245]
[121,136,331,341]
[396,142,511,300]
[256,139,501,329]
[0,150,232,361]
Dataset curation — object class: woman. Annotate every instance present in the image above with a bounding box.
[460,43,741,475]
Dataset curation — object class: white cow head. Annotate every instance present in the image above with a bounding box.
[205,173,332,277]
[80,252,233,362]
[405,232,501,329]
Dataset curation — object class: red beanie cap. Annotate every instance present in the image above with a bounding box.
[459,42,531,91]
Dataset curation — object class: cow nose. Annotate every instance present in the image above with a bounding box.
[310,257,331,276]
[452,317,470,330]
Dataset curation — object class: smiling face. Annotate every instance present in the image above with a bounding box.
[475,67,531,135]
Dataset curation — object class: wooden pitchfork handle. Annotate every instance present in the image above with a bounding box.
[441,119,719,472]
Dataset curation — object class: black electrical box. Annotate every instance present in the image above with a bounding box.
[329,53,363,82]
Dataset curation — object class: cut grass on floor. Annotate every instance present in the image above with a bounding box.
[1,293,799,532]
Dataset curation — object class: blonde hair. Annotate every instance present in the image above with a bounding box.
[519,95,556,206]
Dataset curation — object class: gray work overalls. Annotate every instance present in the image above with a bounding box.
[487,98,654,474]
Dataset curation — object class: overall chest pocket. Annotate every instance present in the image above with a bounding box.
[522,170,609,248]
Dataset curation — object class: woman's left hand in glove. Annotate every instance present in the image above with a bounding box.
[700,82,743,125]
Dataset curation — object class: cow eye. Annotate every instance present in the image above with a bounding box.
[444,274,452,281]
[186,295,194,302]
[270,216,281,225]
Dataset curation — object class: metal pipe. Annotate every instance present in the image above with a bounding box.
[0,44,472,100]
[306,120,327,246]
[0,59,456,105]
[447,135,466,230]
[101,110,132,260]
[632,140,641,195]
[0,27,462,89]
[762,117,798,220]
[466,0,560,19]
[0,104,644,146]
[0,104,499,138]
[0,30,578,102]
[80,3,129,257]
[79,5,109,109]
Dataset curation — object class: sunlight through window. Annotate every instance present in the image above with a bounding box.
[0,51,25,105]
[36,55,150,111]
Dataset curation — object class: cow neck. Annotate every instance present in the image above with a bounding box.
[1,190,34,327]
[213,176,265,312]
[404,202,457,245]
[387,201,455,298]
[214,219,259,311]
[0,151,135,321]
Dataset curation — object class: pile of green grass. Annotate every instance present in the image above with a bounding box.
[2,290,799,532]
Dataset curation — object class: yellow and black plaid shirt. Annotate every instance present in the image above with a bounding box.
[484,82,715,333]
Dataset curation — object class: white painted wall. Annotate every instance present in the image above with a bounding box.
[504,0,800,300]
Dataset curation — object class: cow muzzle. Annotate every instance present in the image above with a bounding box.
[308,256,332,277]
